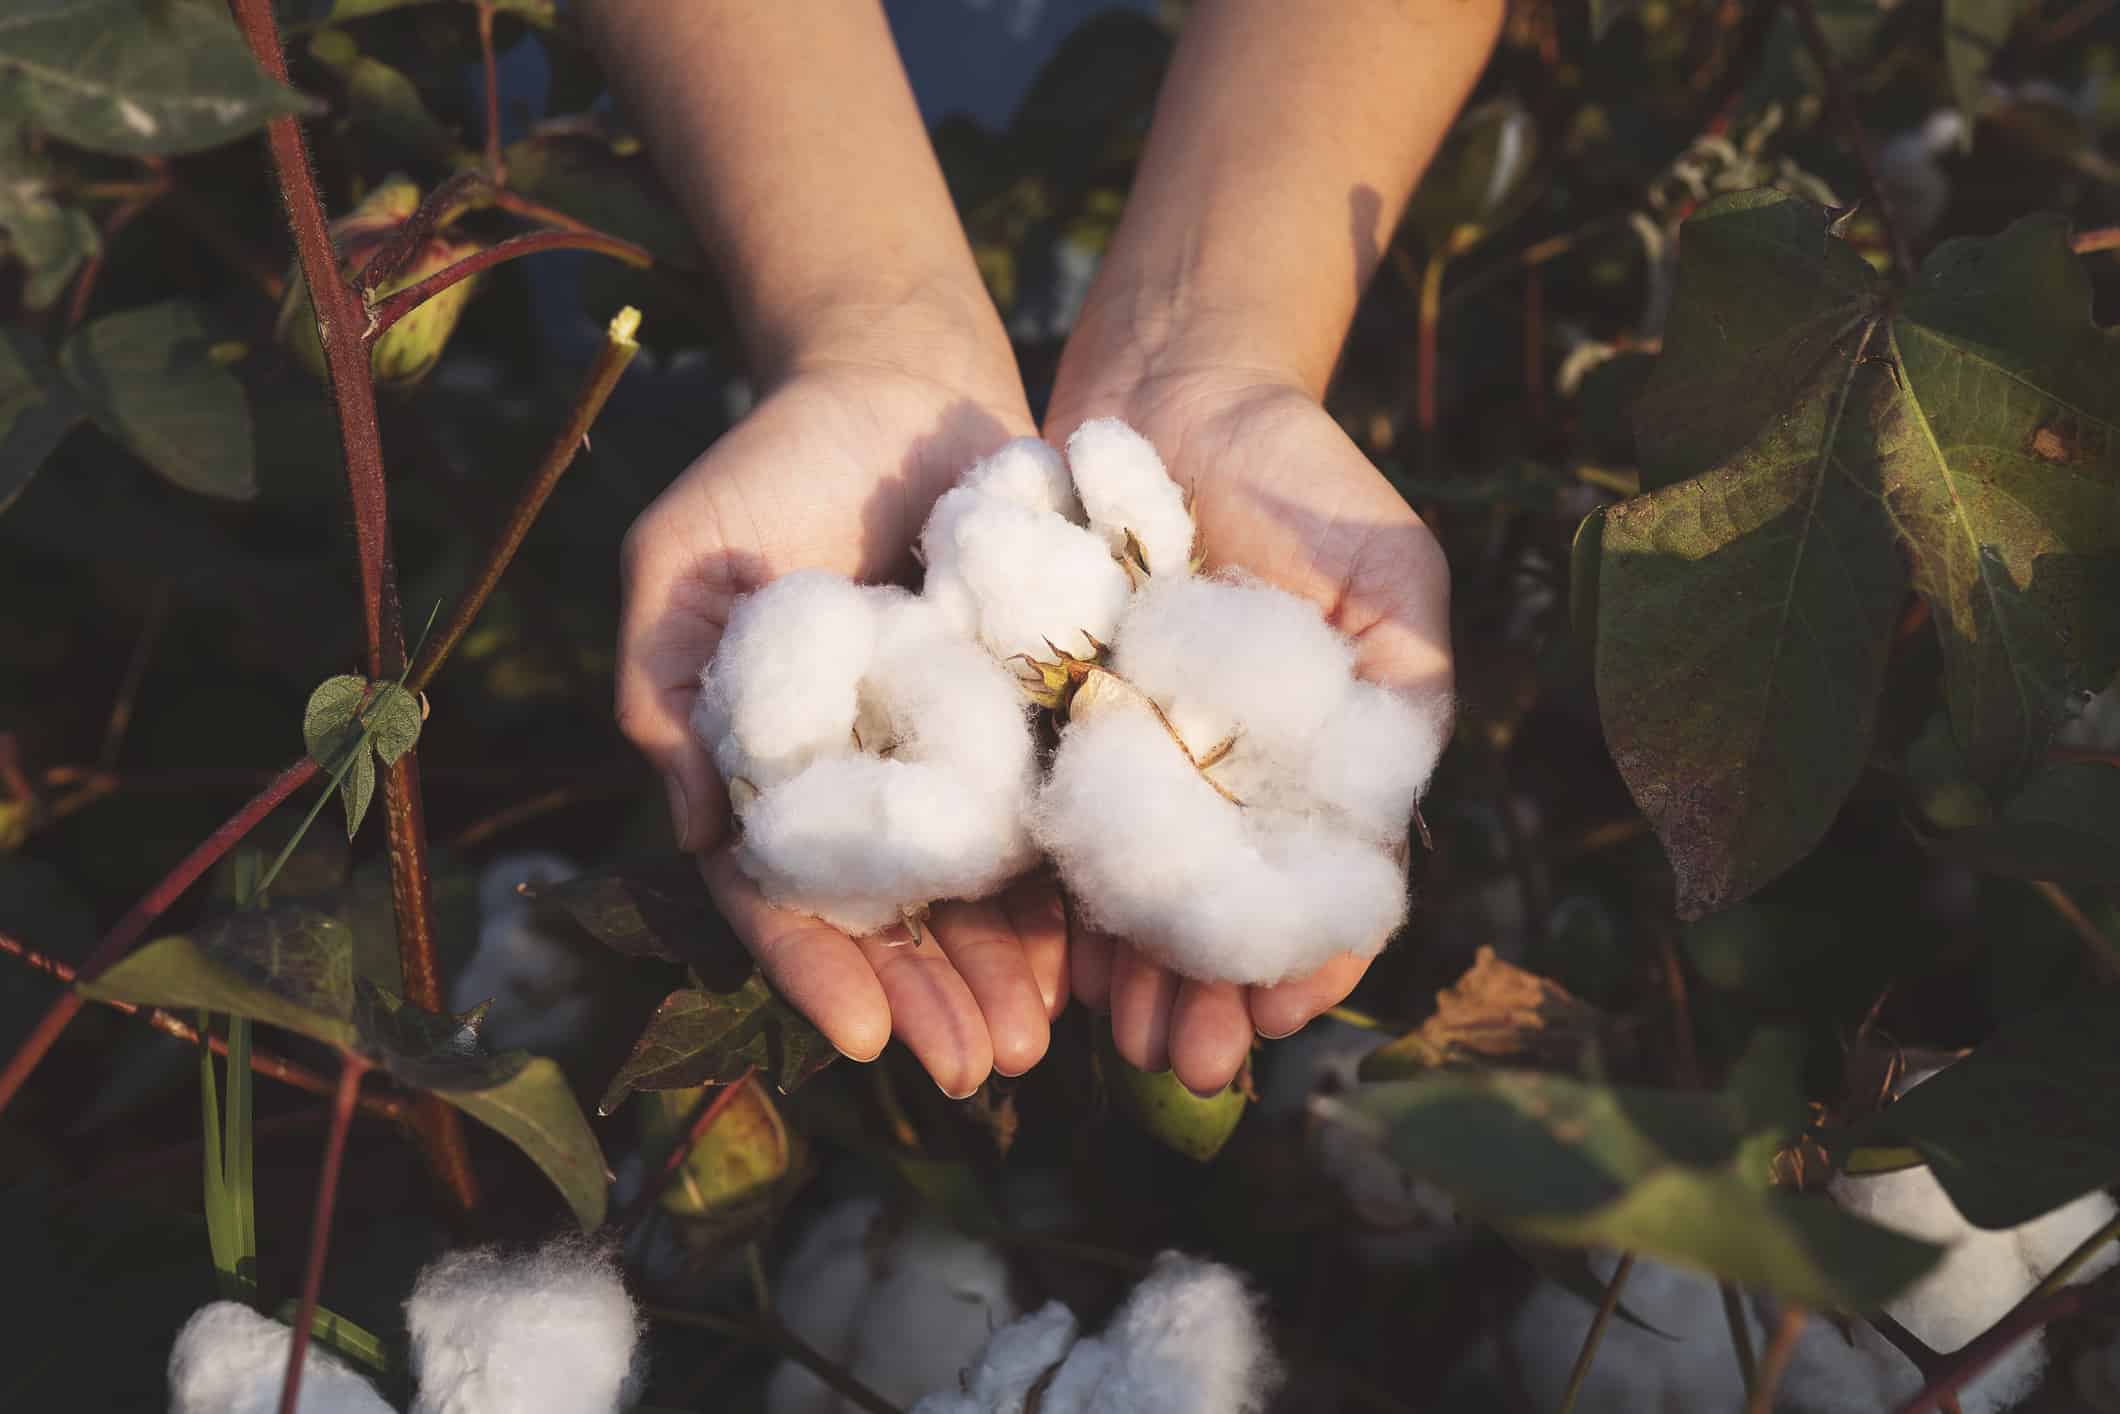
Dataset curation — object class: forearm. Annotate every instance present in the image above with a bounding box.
[1052,0,1502,413]
[584,2,1014,396]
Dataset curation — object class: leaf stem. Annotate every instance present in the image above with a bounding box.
[366,230,651,344]
[643,1307,904,1414]
[410,308,641,694]
[0,756,317,1114]
[1557,1252,1635,1414]
[1743,1307,1807,1414]
[279,1054,370,1414]
[1785,0,1914,277]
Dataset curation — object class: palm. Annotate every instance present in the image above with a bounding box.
[1051,378,1452,1094]
[616,365,1066,1096]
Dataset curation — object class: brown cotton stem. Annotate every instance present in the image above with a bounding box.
[366,229,651,343]
[0,756,317,1114]
[409,312,640,694]
[1785,0,1914,277]
[279,1055,369,1414]
[1745,1308,1808,1414]
[1557,1252,1636,1414]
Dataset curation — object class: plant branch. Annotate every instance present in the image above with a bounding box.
[410,307,642,694]
[2073,226,2120,255]
[1891,1288,2081,1414]
[0,930,407,1124]
[1744,1307,1808,1414]
[279,1054,369,1414]
[644,1307,903,1414]
[1785,0,1914,276]
[2030,880,2120,977]
[0,756,316,1114]
[365,229,652,343]
[359,169,485,296]
[1557,1252,1635,1414]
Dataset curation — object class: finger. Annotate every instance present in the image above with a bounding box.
[856,923,994,1100]
[702,851,889,1063]
[1168,979,1254,1096]
[1000,876,1070,1021]
[1070,922,1117,1014]
[1248,952,1374,1040]
[616,507,741,852]
[928,895,1053,1078]
[1108,944,1180,1072]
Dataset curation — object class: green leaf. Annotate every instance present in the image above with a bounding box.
[80,936,358,1053]
[60,300,257,501]
[363,683,420,765]
[1600,194,2120,915]
[599,980,835,1114]
[503,136,701,269]
[1402,96,1537,252]
[336,748,375,840]
[224,1015,256,1288]
[1098,1025,1246,1162]
[302,674,368,761]
[351,977,526,1092]
[436,1058,607,1228]
[1917,758,2120,883]
[0,0,318,156]
[1944,0,2018,141]
[304,29,462,162]
[0,327,82,515]
[0,133,99,308]
[302,675,418,836]
[1343,1069,1942,1309]
[538,859,725,965]
[1861,989,2120,1228]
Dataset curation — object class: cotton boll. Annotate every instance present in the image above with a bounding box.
[692,570,877,792]
[1063,419,1195,577]
[169,1302,395,1414]
[769,1200,886,1414]
[919,488,1131,661]
[406,1238,641,1414]
[1037,1253,1280,1414]
[958,437,1080,521]
[455,854,593,1053]
[475,851,577,921]
[1307,682,1450,840]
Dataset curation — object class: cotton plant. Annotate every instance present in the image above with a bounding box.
[690,417,1450,982]
[168,1238,644,1414]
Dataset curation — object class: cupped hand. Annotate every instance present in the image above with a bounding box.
[616,357,1068,1097]
[1046,371,1454,1096]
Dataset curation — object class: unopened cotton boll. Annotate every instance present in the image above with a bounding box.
[920,487,1132,661]
[694,575,1038,935]
[169,1302,395,1414]
[406,1238,642,1414]
[1064,419,1195,577]
[455,853,592,1053]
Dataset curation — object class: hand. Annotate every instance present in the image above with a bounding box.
[1045,368,1453,1095]
[616,351,1069,1098]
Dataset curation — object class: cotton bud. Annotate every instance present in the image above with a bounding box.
[693,571,1039,934]
[275,175,484,387]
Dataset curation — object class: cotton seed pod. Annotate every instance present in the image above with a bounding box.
[275,175,485,387]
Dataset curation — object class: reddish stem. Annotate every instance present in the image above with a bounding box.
[2073,226,2120,255]
[484,186,604,236]
[365,229,652,342]
[279,1055,370,1414]
[359,169,486,296]
[619,1067,759,1231]
[0,756,316,1114]
[1891,1289,2080,1414]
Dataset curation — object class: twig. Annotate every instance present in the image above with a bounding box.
[643,1307,903,1414]
[357,169,486,296]
[0,756,317,1114]
[279,1055,369,1414]
[475,0,505,182]
[2030,881,2120,976]
[409,308,641,694]
[365,229,651,342]
[1557,1252,1636,1414]
[0,930,407,1124]
[1744,1307,1808,1414]
[67,184,165,330]
[2072,226,2120,255]
[1786,0,1914,276]
[1865,1310,1946,1378]
[615,1065,757,1232]
[1890,1289,2081,1414]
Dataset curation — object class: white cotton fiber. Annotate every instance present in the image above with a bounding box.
[1307,682,1451,839]
[958,436,1081,521]
[920,488,1133,662]
[768,1199,1018,1414]
[455,853,592,1053]
[1064,419,1196,578]
[168,1302,394,1414]
[406,1238,642,1414]
[1035,1253,1280,1414]
[694,574,1038,935]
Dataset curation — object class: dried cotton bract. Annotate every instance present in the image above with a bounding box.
[406,1238,642,1414]
[693,572,1038,934]
[1035,575,1447,984]
[169,1302,394,1414]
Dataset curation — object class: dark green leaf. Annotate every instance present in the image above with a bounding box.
[1944,0,2017,140]
[600,979,835,1113]
[302,674,368,763]
[364,683,420,765]
[1344,1069,1941,1309]
[1862,988,2120,1228]
[503,136,701,269]
[538,859,720,967]
[1403,96,1538,252]
[0,134,99,308]
[337,747,375,839]
[0,326,81,515]
[352,977,526,1092]
[1917,759,2120,883]
[304,29,462,162]
[435,1058,608,1229]
[80,937,358,1052]
[0,0,318,156]
[60,300,257,501]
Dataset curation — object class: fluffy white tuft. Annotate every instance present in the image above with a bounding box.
[768,1199,1018,1414]
[455,853,592,1052]
[169,1303,394,1414]
[1035,1253,1279,1414]
[958,436,1081,521]
[1063,419,1196,577]
[920,488,1132,661]
[694,575,1038,935]
[406,1238,642,1414]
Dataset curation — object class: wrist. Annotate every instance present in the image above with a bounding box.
[747,267,1023,412]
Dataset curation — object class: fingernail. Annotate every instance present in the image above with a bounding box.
[838,1044,885,1064]
[938,1077,982,1102]
[1255,1021,1302,1041]
[663,773,690,851]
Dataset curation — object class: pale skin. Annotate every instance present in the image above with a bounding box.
[589,0,1499,1097]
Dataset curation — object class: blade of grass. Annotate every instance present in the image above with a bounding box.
[227,1015,256,1291]
[200,1010,238,1297]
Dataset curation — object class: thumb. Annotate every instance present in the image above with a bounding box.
[616,524,731,854]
